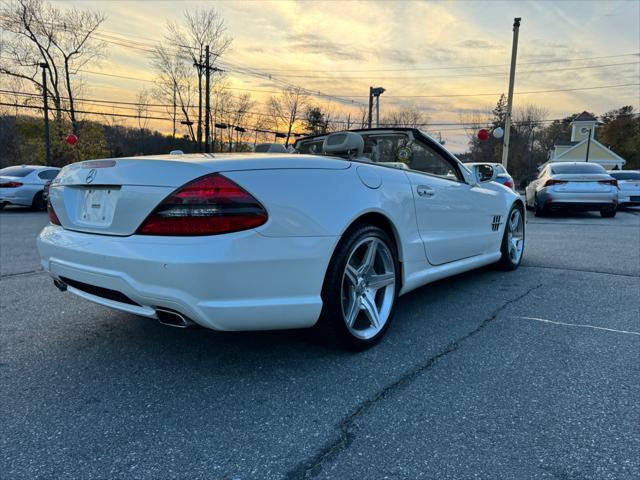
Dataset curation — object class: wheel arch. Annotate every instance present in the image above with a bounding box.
[334,210,405,290]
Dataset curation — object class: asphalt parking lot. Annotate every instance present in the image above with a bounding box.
[1,206,639,480]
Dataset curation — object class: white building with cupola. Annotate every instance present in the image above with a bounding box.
[546,111,626,170]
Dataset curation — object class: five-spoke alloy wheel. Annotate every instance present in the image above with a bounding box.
[318,224,399,349]
[499,204,525,270]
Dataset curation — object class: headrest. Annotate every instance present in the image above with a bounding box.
[322,132,364,157]
[254,143,288,153]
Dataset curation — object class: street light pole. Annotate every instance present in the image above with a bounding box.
[584,128,592,162]
[376,95,380,128]
[40,63,51,166]
[501,17,521,170]
[367,86,373,129]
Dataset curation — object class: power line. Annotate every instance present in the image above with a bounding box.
[244,61,640,80]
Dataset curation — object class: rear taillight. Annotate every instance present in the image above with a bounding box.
[544,179,568,187]
[504,179,514,189]
[47,201,61,225]
[136,173,268,236]
[0,181,23,188]
[598,179,618,187]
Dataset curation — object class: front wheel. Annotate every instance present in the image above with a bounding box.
[316,225,399,350]
[600,206,616,218]
[498,204,525,270]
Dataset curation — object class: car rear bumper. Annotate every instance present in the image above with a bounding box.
[537,189,617,211]
[0,188,35,206]
[37,225,338,331]
[618,193,640,205]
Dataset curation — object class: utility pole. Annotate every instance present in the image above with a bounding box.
[376,95,380,128]
[194,46,223,154]
[501,17,521,170]
[172,81,177,141]
[584,128,592,162]
[40,63,51,167]
[367,87,373,128]
[205,45,211,153]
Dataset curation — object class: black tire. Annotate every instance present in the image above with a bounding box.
[534,194,546,217]
[315,224,399,350]
[0,203,5,210]
[498,203,525,270]
[31,191,46,211]
[600,206,616,218]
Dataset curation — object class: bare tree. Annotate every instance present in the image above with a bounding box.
[381,108,428,128]
[136,89,151,131]
[162,7,232,148]
[151,46,197,142]
[268,87,306,147]
[0,0,106,134]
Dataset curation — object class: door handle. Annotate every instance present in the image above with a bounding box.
[417,185,435,197]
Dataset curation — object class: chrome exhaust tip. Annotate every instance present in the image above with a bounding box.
[53,278,67,292]
[155,307,193,328]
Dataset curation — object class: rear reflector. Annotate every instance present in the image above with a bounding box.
[544,179,568,187]
[136,173,267,236]
[0,181,23,188]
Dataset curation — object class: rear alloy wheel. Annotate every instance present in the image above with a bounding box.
[317,225,398,349]
[498,204,525,270]
[31,191,46,211]
[600,206,616,218]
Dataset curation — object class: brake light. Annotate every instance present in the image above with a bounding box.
[504,179,514,189]
[47,201,61,225]
[598,179,618,187]
[0,181,23,188]
[544,179,568,187]
[136,173,268,236]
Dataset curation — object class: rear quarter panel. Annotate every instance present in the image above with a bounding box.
[224,163,428,270]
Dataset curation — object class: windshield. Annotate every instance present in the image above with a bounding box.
[610,171,640,181]
[550,163,606,174]
[0,166,34,177]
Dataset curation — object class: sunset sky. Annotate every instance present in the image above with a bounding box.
[50,0,640,152]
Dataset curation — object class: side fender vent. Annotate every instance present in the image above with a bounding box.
[491,215,502,231]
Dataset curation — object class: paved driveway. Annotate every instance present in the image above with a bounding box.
[1,207,639,479]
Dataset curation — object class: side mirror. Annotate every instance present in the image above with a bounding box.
[472,164,496,184]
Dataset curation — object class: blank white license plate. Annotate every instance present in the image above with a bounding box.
[80,187,119,226]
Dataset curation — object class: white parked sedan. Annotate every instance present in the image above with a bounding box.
[37,128,525,349]
[0,165,60,210]
[610,170,640,207]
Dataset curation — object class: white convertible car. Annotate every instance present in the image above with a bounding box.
[37,128,525,348]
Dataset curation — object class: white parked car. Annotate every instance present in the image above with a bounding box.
[37,128,525,349]
[525,162,618,217]
[609,170,640,207]
[0,165,60,210]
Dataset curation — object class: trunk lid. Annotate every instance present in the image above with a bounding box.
[50,154,348,236]
[550,173,614,193]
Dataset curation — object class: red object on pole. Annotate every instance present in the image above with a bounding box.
[477,129,490,141]
[66,134,78,145]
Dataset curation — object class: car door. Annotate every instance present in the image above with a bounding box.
[401,141,505,265]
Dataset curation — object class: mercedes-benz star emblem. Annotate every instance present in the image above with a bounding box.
[86,168,97,184]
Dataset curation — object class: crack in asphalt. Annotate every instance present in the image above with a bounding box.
[0,269,44,280]
[284,283,544,480]
[521,264,639,278]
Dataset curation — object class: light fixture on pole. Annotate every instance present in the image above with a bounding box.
[371,87,386,128]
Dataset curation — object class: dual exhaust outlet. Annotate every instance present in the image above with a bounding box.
[52,278,193,328]
[155,307,194,329]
